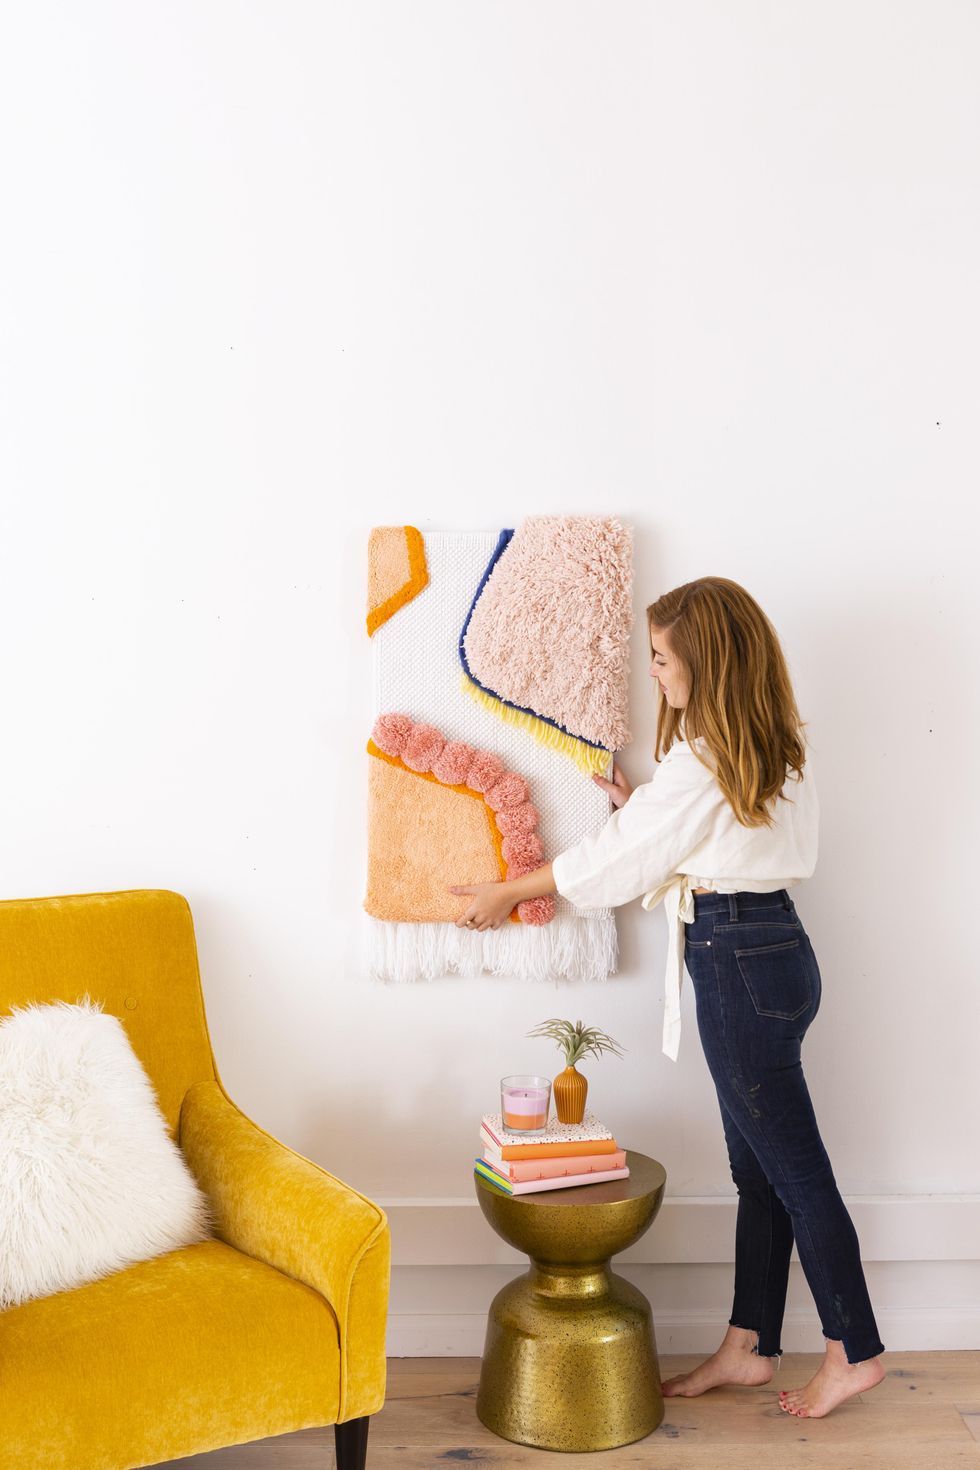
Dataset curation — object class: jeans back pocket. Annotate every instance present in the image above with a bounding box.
[734,937,811,1020]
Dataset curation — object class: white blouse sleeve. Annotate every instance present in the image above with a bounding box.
[551,748,725,910]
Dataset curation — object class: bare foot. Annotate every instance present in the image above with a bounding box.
[778,1338,885,1418]
[662,1326,777,1396]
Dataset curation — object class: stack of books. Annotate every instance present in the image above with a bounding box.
[474,1109,629,1195]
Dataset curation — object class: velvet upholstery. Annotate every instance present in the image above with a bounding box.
[0,889,390,1470]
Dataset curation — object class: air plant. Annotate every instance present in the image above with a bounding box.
[526,1017,626,1069]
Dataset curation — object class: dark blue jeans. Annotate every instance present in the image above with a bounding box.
[683,888,886,1366]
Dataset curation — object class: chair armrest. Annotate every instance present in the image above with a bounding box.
[179,1079,390,1422]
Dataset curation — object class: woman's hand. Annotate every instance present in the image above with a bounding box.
[591,761,632,809]
[448,880,518,930]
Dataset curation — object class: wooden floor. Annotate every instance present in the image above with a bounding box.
[155,1352,980,1468]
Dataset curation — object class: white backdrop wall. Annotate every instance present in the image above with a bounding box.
[1,1,977,1354]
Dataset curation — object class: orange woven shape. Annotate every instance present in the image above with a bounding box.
[366,739,519,923]
[366,526,429,635]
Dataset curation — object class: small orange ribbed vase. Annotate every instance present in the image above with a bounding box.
[553,1065,588,1124]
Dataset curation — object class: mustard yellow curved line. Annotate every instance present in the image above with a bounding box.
[366,526,429,636]
[459,673,613,777]
[366,738,520,922]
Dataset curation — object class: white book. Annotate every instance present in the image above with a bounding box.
[481,1109,614,1149]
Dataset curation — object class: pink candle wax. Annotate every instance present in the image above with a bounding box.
[502,1086,549,1131]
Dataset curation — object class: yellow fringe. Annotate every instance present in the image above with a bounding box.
[459,673,613,777]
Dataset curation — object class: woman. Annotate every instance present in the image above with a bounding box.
[450,576,886,1420]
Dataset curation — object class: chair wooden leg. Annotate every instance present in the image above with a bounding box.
[335,1413,370,1470]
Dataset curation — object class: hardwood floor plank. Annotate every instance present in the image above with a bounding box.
[386,1352,980,1406]
[835,1352,980,1402]
[145,1352,980,1467]
[148,1427,335,1468]
[373,1395,970,1446]
[957,1411,980,1442]
[362,1448,980,1469]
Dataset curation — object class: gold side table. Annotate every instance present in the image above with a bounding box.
[474,1149,667,1452]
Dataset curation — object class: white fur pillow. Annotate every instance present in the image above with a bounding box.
[0,998,211,1310]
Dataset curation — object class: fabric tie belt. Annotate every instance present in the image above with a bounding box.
[641,872,698,1062]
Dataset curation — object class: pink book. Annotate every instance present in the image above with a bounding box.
[487,1149,628,1182]
[475,1158,631,1195]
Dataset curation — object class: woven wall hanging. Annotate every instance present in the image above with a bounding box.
[364,517,633,982]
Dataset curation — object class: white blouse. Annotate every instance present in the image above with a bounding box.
[551,733,819,1061]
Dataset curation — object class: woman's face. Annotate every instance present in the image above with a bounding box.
[649,626,690,708]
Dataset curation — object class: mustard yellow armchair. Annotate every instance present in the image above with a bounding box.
[0,889,390,1470]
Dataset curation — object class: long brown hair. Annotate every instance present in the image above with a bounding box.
[647,577,809,828]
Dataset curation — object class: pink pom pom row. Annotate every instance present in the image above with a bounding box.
[517,895,556,926]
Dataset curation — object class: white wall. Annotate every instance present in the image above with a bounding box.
[1,1,977,1354]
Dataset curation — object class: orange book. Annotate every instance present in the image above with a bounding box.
[485,1148,628,1182]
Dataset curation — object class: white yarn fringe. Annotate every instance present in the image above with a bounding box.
[366,912,618,984]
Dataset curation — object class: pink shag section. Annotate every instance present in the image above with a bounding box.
[462,515,633,749]
[369,713,556,926]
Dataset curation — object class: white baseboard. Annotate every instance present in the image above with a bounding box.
[385,1304,980,1358]
[376,1194,980,1264]
[376,1194,980,1358]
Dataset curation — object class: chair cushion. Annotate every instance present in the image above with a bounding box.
[0,1240,341,1470]
[0,999,211,1309]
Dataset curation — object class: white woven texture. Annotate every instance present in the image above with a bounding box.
[368,529,618,982]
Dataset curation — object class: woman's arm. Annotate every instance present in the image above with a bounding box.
[449,864,555,931]
[447,761,646,928]
[552,751,723,910]
[448,762,633,928]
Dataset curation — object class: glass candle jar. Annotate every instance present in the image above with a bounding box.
[500,1074,552,1133]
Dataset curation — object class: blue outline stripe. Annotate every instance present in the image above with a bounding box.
[458,528,610,754]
